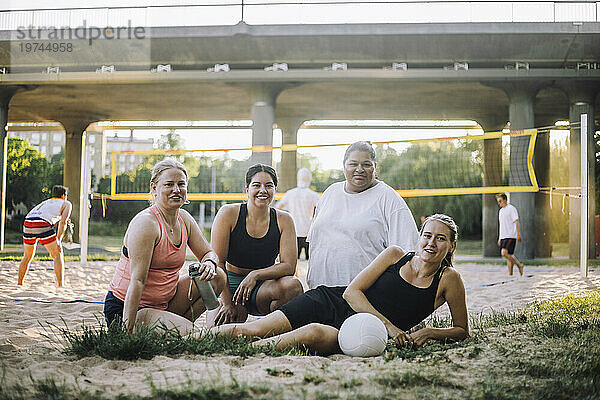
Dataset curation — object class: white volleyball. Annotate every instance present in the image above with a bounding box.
[338,313,388,357]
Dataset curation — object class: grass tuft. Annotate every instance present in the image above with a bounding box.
[375,370,464,389]
[54,320,308,360]
[383,339,472,361]
[0,375,275,400]
[526,291,600,337]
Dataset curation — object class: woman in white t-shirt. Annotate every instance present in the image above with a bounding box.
[306,141,419,289]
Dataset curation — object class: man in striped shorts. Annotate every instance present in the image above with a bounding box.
[496,193,524,276]
[18,185,72,286]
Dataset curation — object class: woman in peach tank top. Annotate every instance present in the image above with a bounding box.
[104,158,227,334]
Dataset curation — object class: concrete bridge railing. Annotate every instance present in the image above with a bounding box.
[1,1,599,30]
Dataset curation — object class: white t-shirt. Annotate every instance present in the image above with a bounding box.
[306,181,419,288]
[25,198,65,224]
[277,187,321,237]
[498,203,519,239]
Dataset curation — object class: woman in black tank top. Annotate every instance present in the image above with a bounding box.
[209,164,304,325]
[208,214,469,355]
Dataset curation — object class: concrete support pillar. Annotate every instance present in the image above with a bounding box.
[277,117,304,191]
[484,81,552,259]
[559,82,598,259]
[0,88,17,251]
[505,84,541,260]
[478,118,506,257]
[60,119,92,241]
[248,84,280,166]
[486,82,551,260]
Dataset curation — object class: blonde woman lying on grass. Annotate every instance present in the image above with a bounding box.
[207,214,469,355]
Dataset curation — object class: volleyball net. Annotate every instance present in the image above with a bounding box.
[102,127,561,201]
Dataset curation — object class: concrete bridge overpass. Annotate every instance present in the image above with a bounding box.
[1,19,600,260]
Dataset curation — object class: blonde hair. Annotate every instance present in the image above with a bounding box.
[419,213,458,268]
[149,158,188,204]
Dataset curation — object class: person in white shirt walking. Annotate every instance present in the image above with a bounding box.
[276,168,320,260]
[496,193,524,276]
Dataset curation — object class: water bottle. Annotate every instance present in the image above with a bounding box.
[189,262,220,310]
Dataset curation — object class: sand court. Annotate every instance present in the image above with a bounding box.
[1,258,599,396]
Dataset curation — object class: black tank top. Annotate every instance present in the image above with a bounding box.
[364,252,446,331]
[227,203,281,270]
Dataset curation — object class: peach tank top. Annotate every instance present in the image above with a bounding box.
[108,206,188,310]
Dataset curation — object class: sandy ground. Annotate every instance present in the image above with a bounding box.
[1,258,599,397]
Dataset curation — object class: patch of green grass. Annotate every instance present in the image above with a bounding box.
[88,221,127,238]
[149,377,274,400]
[265,368,293,377]
[303,373,326,385]
[374,370,463,389]
[468,291,600,400]
[340,377,362,388]
[0,375,276,400]
[0,377,105,400]
[52,320,307,360]
[383,336,475,361]
[470,308,528,331]
[313,391,339,400]
[454,239,482,256]
[526,291,600,337]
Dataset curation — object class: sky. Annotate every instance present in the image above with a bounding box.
[4,1,597,25]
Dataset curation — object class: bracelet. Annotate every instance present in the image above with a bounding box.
[203,259,217,269]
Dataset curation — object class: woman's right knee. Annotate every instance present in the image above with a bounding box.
[298,323,327,343]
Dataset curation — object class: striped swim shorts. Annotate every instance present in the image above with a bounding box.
[23,217,56,245]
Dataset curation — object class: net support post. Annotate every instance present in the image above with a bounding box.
[580,114,588,277]
[80,148,91,265]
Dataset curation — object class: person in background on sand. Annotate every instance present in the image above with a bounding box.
[18,185,72,287]
[209,164,304,326]
[104,158,227,333]
[208,214,468,355]
[276,168,320,260]
[306,141,419,289]
[496,193,524,276]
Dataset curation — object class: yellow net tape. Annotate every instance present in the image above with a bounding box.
[105,128,544,200]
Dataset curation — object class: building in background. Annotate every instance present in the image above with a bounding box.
[8,124,154,190]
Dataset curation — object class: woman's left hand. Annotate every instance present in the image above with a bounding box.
[232,272,258,305]
[408,328,431,347]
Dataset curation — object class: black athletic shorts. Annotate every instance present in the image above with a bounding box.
[103,291,124,326]
[278,286,355,330]
[103,291,151,327]
[500,238,517,255]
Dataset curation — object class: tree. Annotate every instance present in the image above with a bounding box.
[376,143,483,238]
[47,149,64,189]
[7,138,49,212]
